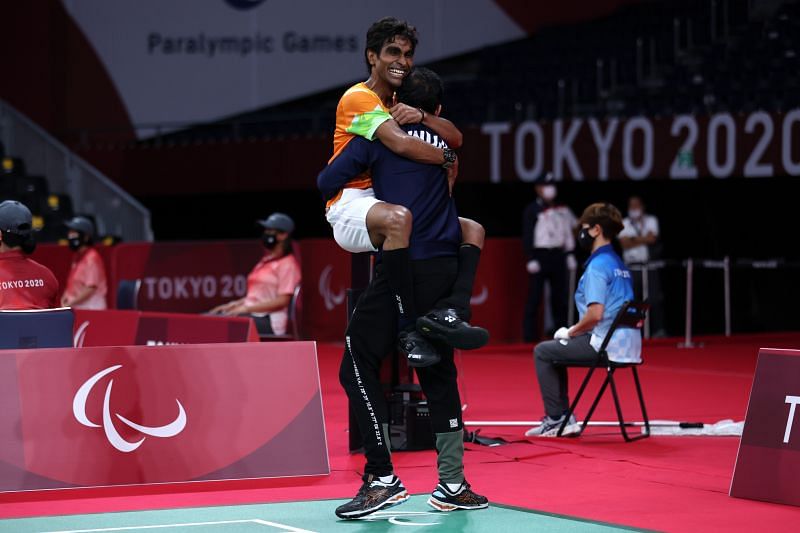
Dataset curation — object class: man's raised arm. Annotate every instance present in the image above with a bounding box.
[374,120,451,165]
[390,103,463,148]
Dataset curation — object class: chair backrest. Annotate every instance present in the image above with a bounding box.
[287,283,302,339]
[598,301,649,353]
[116,279,141,310]
[0,308,74,349]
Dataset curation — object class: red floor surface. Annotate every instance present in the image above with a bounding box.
[2,333,800,532]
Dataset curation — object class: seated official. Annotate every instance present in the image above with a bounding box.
[208,213,301,336]
[60,216,108,309]
[0,200,59,310]
[526,203,639,437]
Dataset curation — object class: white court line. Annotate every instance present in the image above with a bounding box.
[40,518,318,533]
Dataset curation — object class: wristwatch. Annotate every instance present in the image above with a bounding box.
[442,148,457,169]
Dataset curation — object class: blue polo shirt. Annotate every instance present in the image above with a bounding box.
[317,125,461,260]
[575,244,641,363]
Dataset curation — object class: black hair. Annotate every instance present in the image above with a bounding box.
[364,17,418,75]
[1,229,36,254]
[395,67,443,114]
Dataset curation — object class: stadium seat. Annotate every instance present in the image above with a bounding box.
[552,301,651,442]
[1,157,26,177]
[0,308,75,349]
[259,284,302,341]
[46,194,75,219]
[116,279,141,310]
[14,174,49,198]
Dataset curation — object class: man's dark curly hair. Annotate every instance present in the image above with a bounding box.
[396,67,443,114]
[364,17,418,75]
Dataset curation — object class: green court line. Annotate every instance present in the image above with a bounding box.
[0,495,653,533]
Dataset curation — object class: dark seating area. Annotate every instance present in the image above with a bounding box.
[143,0,798,146]
[0,143,76,242]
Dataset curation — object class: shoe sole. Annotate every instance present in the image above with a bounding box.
[335,490,409,519]
[407,354,441,368]
[417,317,489,350]
[427,496,489,512]
[525,423,582,438]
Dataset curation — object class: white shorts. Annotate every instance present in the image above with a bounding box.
[326,188,382,253]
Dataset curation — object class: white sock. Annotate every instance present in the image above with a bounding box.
[445,482,463,493]
[378,474,395,484]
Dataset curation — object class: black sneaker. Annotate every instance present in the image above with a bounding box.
[398,330,441,367]
[427,480,489,512]
[335,474,409,519]
[417,309,489,350]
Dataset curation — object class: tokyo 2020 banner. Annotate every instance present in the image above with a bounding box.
[0,342,328,491]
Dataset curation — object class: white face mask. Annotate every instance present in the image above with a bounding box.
[540,185,557,201]
[628,208,642,219]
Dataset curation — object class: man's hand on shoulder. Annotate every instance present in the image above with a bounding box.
[390,103,423,125]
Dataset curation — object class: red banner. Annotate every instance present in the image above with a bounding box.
[0,342,328,491]
[109,241,268,312]
[731,348,800,506]
[72,309,258,347]
[299,239,351,343]
[32,239,530,343]
[468,239,528,343]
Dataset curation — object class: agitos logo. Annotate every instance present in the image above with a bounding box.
[72,365,187,453]
[224,0,267,9]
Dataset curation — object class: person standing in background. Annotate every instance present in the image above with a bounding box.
[61,216,107,309]
[522,176,577,343]
[0,200,59,310]
[619,196,665,337]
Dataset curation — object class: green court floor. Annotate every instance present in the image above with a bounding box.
[0,495,647,533]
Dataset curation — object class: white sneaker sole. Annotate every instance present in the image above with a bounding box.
[524,422,582,437]
[427,496,489,512]
[337,490,409,519]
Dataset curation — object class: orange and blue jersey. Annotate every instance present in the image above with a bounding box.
[327,82,393,206]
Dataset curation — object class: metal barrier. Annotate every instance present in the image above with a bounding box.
[629,257,798,347]
[0,99,153,242]
[630,258,730,347]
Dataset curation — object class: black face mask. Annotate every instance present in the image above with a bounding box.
[578,227,596,251]
[68,237,83,251]
[262,234,278,249]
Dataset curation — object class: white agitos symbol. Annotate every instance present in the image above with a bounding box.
[73,320,90,348]
[470,285,489,306]
[319,264,345,310]
[73,365,187,453]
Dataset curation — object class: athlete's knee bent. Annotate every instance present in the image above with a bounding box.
[459,217,485,249]
[384,204,412,236]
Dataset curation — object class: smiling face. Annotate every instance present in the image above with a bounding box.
[367,36,414,97]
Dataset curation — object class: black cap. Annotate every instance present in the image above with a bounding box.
[256,212,295,234]
[533,172,555,184]
[0,200,33,234]
[64,216,95,238]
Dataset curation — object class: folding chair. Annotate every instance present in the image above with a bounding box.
[259,284,302,341]
[555,301,650,441]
